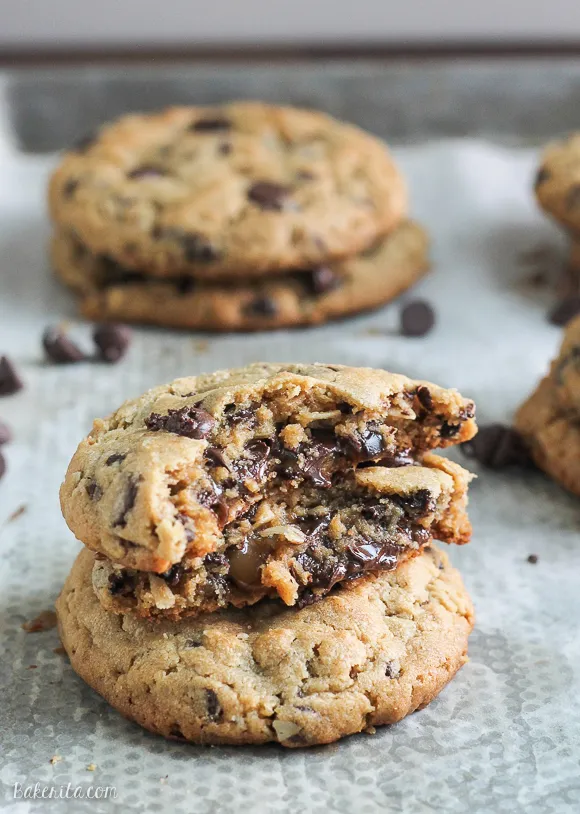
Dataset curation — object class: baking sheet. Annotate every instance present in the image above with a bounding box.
[1,112,580,813]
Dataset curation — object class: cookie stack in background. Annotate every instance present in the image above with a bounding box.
[48,102,428,332]
[56,363,477,747]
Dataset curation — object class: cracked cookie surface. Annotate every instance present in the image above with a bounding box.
[56,545,474,748]
[60,363,477,574]
[516,314,580,496]
[52,220,428,331]
[48,102,407,278]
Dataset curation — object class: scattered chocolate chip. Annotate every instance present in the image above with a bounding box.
[243,295,278,318]
[343,423,385,462]
[279,437,336,488]
[236,440,272,481]
[384,661,400,679]
[567,185,580,210]
[105,453,127,466]
[548,296,580,326]
[301,266,341,296]
[108,572,136,597]
[205,689,222,721]
[440,421,460,439]
[0,356,24,396]
[63,178,79,198]
[400,301,436,337]
[460,424,532,469]
[0,420,12,445]
[0,450,5,481]
[527,554,539,564]
[127,165,166,180]
[247,181,292,211]
[43,328,87,364]
[337,401,353,415]
[391,489,433,518]
[93,323,132,363]
[161,564,184,587]
[534,167,550,188]
[416,386,434,411]
[191,117,231,132]
[376,448,414,467]
[146,406,216,439]
[204,447,230,469]
[86,480,103,500]
[113,476,140,527]
[181,233,220,264]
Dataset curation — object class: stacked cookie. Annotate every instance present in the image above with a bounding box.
[535,134,580,278]
[48,103,427,331]
[56,363,478,747]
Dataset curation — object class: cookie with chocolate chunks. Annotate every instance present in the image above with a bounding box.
[51,221,429,331]
[60,362,476,578]
[516,313,580,496]
[535,134,580,233]
[91,452,472,618]
[48,102,407,279]
[56,545,474,747]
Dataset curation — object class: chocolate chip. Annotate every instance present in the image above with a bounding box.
[391,489,433,518]
[86,480,103,500]
[346,541,399,570]
[127,165,166,180]
[243,296,278,318]
[175,276,197,295]
[204,552,228,570]
[440,421,460,439]
[191,117,231,132]
[337,401,353,415]
[534,167,550,188]
[0,451,5,481]
[0,356,24,396]
[146,406,216,439]
[384,661,400,679]
[461,424,531,469]
[108,572,135,597]
[279,437,336,488]
[205,689,222,721]
[247,181,292,211]
[527,554,539,564]
[548,296,580,326]
[295,551,347,592]
[0,421,12,445]
[184,638,202,648]
[161,564,184,587]
[567,185,580,210]
[300,266,342,296]
[236,440,271,481]
[343,423,384,462]
[181,233,220,264]
[376,448,414,467]
[416,386,434,411]
[63,178,79,198]
[177,512,196,542]
[204,447,230,469]
[218,142,232,156]
[105,453,127,466]
[400,301,436,337]
[296,170,315,181]
[43,328,87,364]
[93,323,132,363]
[113,476,140,527]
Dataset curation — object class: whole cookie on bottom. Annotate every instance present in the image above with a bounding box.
[52,221,428,331]
[48,102,407,278]
[516,314,580,496]
[56,545,474,747]
[535,134,580,233]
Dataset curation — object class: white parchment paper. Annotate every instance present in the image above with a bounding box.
[1,126,579,814]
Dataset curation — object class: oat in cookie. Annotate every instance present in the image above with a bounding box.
[56,545,474,747]
[48,102,407,278]
[52,220,429,331]
[91,452,472,618]
[60,362,477,576]
[516,313,580,496]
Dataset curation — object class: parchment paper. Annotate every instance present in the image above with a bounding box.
[1,122,579,813]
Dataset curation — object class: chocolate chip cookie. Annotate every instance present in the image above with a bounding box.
[535,134,580,233]
[48,103,407,278]
[60,363,477,578]
[92,452,472,618]
[516,314,580,496]
[52,220,428,331]
[56,544,474,747]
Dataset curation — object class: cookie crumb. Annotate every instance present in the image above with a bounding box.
[22,610,58,633]
[193,340,209,353]
[27,665,37,669]
[86,763,97,772]
[53,646,67,656]
[5,504,27,524]
[50,756,62,765]
[160,776,168,784]
[527,554,539,564]
[364,725,377,735]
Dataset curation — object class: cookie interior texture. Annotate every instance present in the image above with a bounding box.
[48,102,407,277]
[51,220,429,331]
[516,313,580,496]
[92,453,472,617]
[56,545,474,748]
